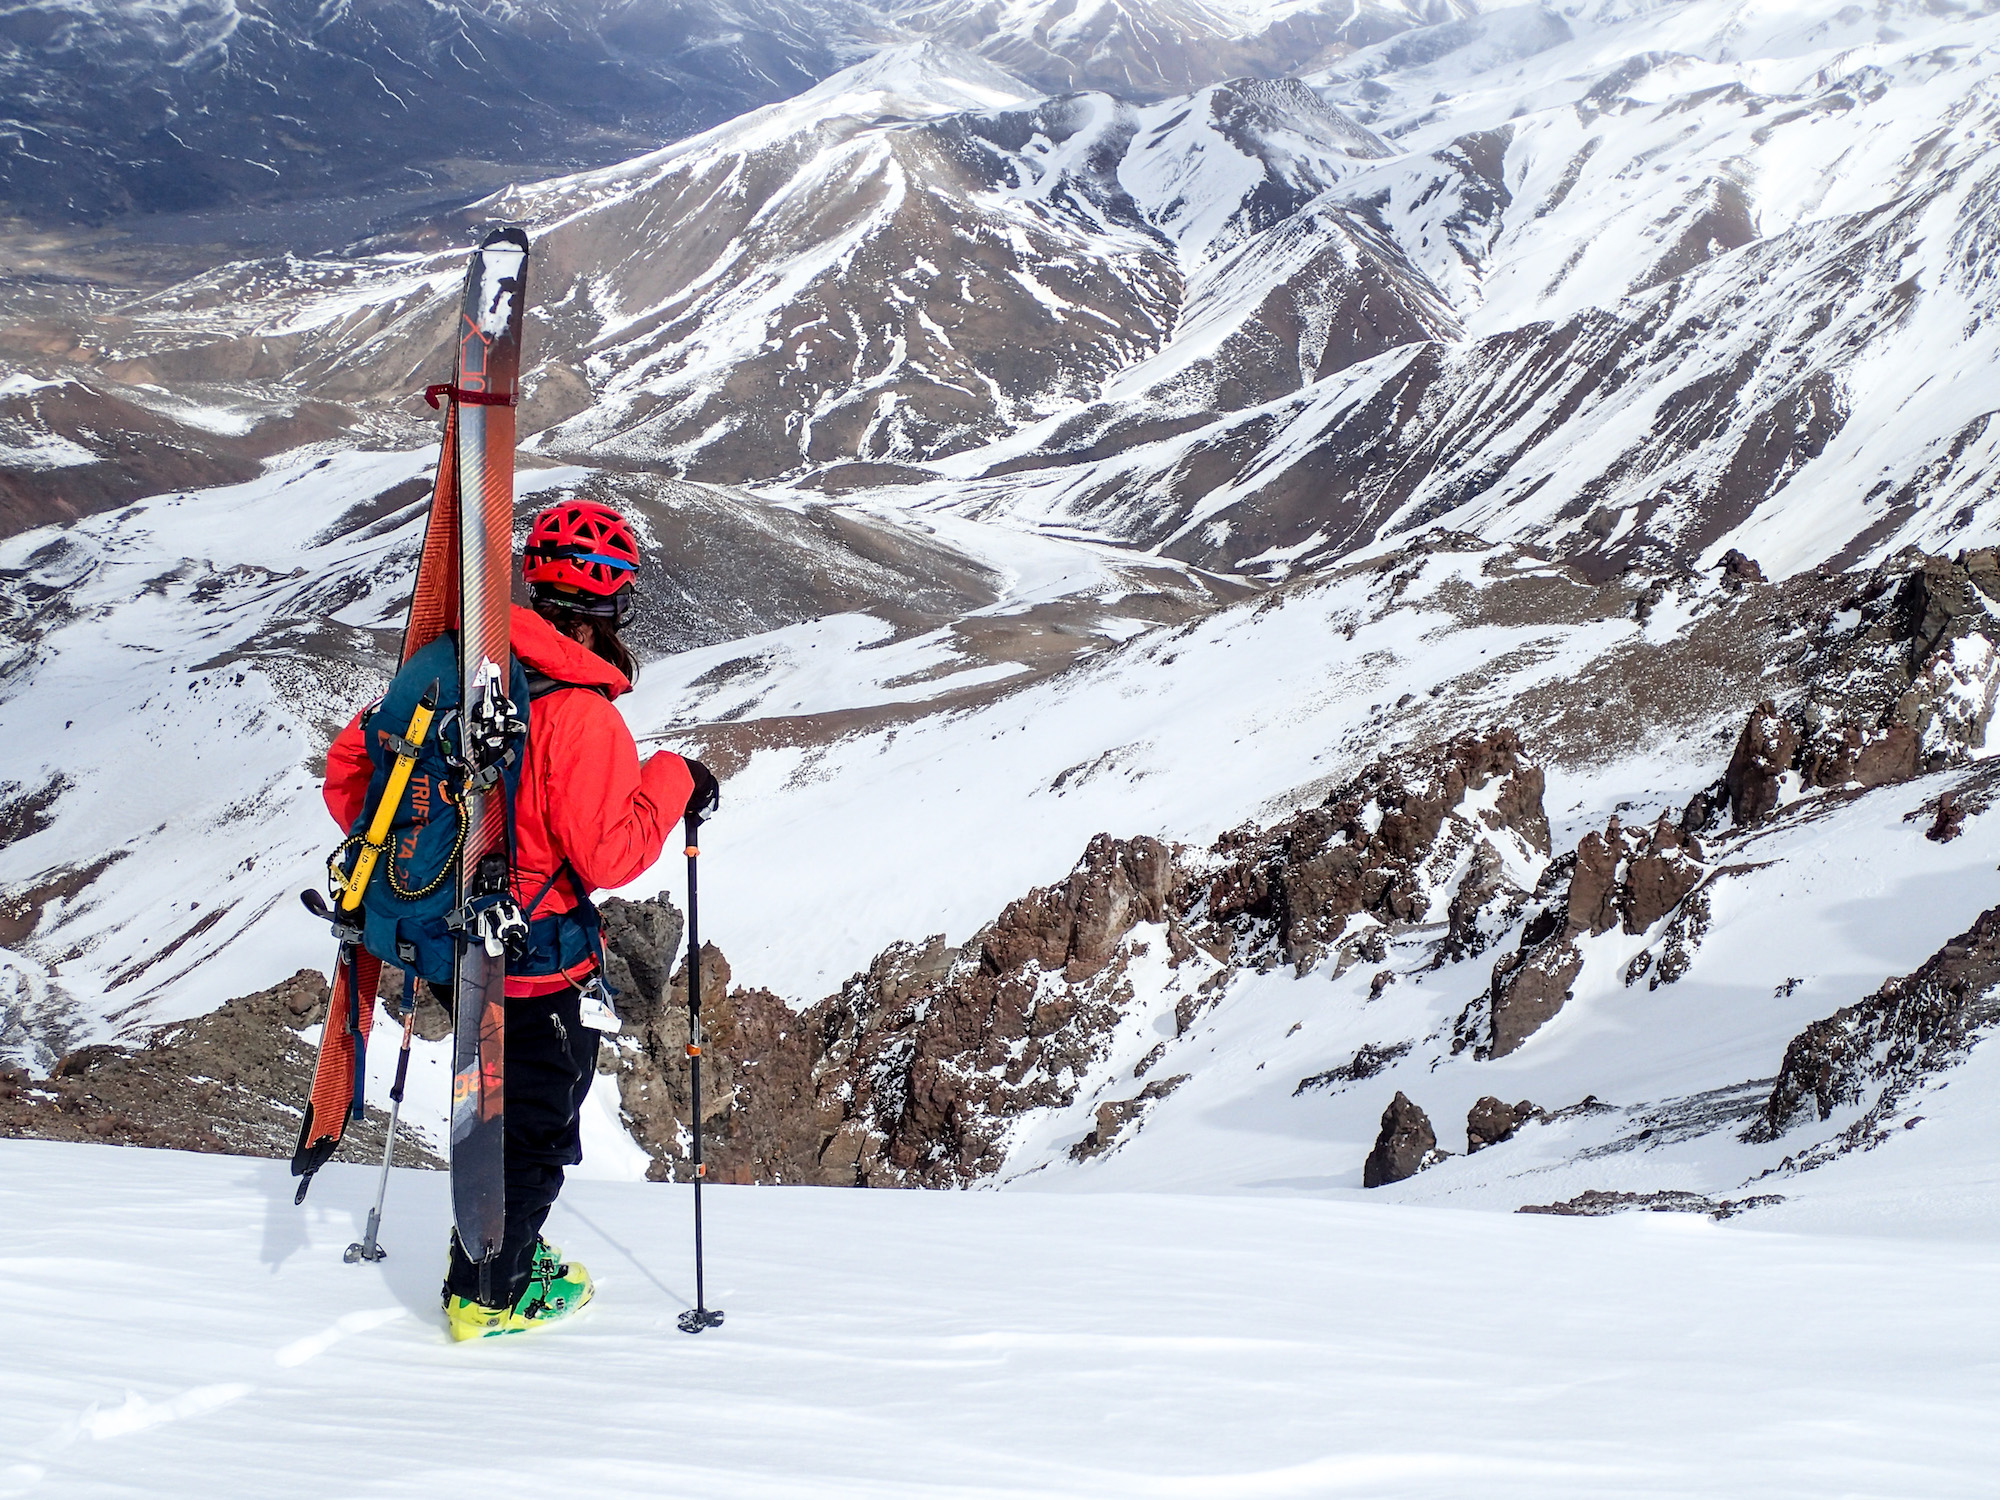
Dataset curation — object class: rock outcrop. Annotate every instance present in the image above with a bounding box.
[1725,701,1800,825]
[1747,904,2000,1158]
[1460,812,1705,1058]
[1070,1074,1191,1161]
[1465,1096,1539,1152]
[597,894,685,1015]
[1726,548,2000,826]
[1363,1091,1439,1187]
[1293,1040,1412,1095]
[1182,728,1550,975]
[1487,939,1586,1060]
[593,835,1191,1188]
[1715,549,1767,587]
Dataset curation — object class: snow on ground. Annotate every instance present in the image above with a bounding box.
[5,1138,1998,1499]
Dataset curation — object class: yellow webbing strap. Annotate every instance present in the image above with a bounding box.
[339,699,438,912]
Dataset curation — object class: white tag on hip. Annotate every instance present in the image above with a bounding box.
[577,977,622,1035]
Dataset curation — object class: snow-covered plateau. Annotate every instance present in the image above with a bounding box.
[4,1139,1997,1498]
[6,1,2000,1492]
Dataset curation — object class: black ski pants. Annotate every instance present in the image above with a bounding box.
[445,982,601,1307]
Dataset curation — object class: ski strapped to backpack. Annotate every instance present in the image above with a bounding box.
[290,226,532,1281]
[290,654,614,1191]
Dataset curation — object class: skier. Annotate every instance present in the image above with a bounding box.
[322,498,718,1339]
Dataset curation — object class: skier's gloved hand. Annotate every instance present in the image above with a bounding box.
[684,757,721,818]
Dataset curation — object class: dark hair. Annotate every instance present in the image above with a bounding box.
[535,602,637,684]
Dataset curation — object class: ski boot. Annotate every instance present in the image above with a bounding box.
[445,1238,594,1341]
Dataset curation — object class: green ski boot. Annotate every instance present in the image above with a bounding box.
[446,1237,594,1341]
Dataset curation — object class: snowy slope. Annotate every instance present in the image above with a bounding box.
[6,1138,1998,1499]
[995,759,2000,1215]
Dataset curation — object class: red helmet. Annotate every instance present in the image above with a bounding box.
[523,500,639,617]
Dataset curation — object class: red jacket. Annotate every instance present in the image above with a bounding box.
[325,605,695,989]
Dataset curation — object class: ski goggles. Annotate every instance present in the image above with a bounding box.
[533,580,636,628]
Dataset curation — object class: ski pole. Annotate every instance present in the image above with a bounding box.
[346,979,418,1264]
[677,808,724,1335]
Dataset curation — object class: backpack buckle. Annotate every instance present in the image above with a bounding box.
[300,887,365,946]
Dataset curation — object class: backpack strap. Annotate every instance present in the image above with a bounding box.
[521,857,587,923]
[513,668,612,989]
[524,666,611,702]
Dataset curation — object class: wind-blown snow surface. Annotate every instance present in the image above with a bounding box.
[5,1138,1998,1499]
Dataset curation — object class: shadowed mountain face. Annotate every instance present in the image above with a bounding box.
[0,52,1440,523]
[0,0,1451,229]
[0,0,896,223]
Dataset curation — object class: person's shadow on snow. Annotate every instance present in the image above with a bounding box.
[250,1157,311,1271]
[248,1156,448,1319]
[558,1201,690,1308]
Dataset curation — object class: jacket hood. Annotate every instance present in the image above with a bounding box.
[510,603,631,698]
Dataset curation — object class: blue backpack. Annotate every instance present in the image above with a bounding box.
[333,633,529,984]
[330,636,609,992]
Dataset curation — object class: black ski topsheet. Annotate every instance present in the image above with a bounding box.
[447,227,530,1268]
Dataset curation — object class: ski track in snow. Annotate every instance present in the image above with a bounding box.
[3,1138,1998,1500]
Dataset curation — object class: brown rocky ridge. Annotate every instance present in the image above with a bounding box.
[608,727,1573,1187]
[1713,547,2000,829]
[0,968,439,1167]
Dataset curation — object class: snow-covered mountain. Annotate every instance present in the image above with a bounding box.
[940,0,2000,576]
[889,0,1466,96]
[12,0,2000,580]
[0,0,1461,228]
[6,0,2000,1293]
